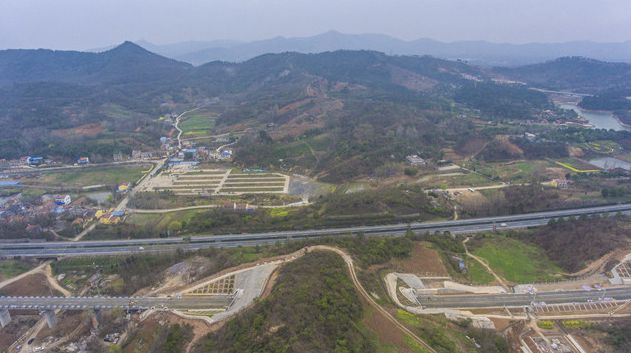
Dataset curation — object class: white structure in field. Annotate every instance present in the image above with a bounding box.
[610,253,631,285]
[406,155,426,166]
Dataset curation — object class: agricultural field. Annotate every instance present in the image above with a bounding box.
[582,140,622,155]
[29,165,150,188]
[469,235,564,284]
[472,160,560,183]
[555,158,601,173]
[180,112,216,137]
[418,171,494,189]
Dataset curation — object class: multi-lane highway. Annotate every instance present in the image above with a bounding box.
[0,294,233,311]
[1,203,630,258]
[417,287,631,309]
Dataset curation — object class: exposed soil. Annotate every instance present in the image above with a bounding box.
[0,316,39,350]
[361,303,411,351]
[126,311,212,353]
[33,311,90,349]
[51,123,104,138]
[388,242,449,276]
[0,273,62,297]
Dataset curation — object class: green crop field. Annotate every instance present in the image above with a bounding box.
[180,114,215,137]
[471,236,563,283]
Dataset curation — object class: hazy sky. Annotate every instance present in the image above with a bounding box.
[1,0,631,50]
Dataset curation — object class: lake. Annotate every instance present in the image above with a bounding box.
[589,157,631,171]
[559,104,629,131]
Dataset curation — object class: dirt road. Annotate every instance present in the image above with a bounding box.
[309,245,438,353]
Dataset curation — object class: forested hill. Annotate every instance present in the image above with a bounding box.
[494,57,631,93]
[1,42,626,180]
[0,43,494,162]
[0,41,192,86]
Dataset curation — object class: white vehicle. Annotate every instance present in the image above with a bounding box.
[138,246,145,251]
[500,223,508,227]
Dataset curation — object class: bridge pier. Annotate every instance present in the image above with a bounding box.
[0,308,11,327]
[94,308,103,327]
[43,310,57,328]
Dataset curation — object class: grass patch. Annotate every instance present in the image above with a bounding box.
[470,235,563,283]
[180,114,215,137]
[269,208,289,217]
[473,160,555,183]
[465,258,496,285]
[37,165,147,187]
[563,320,593,329]
[0,260,34,281]
[555,160,600,173]
[537,320,555,330]
[422,172,494,189]
[404,336,433,353]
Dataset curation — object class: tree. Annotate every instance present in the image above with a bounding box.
[168,220,183,233]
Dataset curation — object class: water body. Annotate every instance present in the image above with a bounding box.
[84,191,112,204]
[589,157,631,171]
[559,104,629,131]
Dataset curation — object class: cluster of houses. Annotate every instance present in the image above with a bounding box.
[0,155,88,170]
[177,143,234,162]
[0,193,96,236]
[95,208,126,224]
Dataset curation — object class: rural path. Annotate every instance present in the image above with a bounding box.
[0,262,48,290]
[175,107,203,150]
[139,245,438,353]
[563,248,631,278]
[6,262,73,353]
[127,199,311,214]
[181,130,247,142]
[462,237,510,289]
[215,140,238,154]
[309,245,439,353]
[445,183,509,193]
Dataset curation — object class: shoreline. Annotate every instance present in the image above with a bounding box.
[557,102,630,131]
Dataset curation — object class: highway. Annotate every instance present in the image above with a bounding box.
[1,203,630,258]
[0,294,233,311]
[417,287,631,309]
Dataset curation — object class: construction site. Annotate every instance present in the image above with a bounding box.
[382,238,631,353]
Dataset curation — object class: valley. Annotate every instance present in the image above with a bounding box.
[2,37,631,353]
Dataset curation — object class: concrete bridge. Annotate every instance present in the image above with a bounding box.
[0,294,234,328]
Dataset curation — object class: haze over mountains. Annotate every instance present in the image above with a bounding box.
[104,31,631,66]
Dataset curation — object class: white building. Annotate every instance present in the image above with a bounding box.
[406,155,426,166]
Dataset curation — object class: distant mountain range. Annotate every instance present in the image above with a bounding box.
[0,41,191,87]
[96,31,631,66]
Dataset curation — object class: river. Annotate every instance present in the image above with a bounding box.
[589,157,631,171]
[558,103,629,131]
